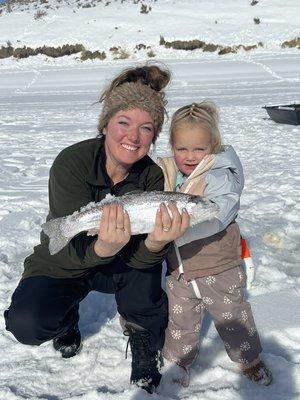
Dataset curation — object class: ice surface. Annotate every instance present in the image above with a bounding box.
[0,1,299,399]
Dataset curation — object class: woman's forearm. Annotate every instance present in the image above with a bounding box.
[144,237,168,253]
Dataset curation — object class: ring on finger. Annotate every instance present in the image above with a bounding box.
[163,226,171,232]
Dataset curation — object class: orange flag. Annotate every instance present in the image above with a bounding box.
[241,237,255,289]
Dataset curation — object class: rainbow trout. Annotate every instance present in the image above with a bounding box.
[42,191,218,255]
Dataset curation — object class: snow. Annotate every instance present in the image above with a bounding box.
[0,1,300,399]
[1,0,300,66]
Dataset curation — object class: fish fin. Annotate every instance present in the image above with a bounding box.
[42,217,70,255]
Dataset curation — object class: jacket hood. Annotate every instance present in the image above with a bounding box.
[211,145,244,189]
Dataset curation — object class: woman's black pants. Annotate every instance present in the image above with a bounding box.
[4,262,168,352]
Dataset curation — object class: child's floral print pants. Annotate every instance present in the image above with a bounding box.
[163,265,262,368]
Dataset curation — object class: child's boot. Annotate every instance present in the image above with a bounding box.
[162,360,190,387]
[242,360,272,386]
[173,365,190,387]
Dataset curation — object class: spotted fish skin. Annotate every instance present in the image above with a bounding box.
[42,191,218,255]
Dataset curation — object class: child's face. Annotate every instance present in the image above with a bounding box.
[172,123,212,176]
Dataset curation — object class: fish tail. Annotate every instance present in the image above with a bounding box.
[42,217,70,255]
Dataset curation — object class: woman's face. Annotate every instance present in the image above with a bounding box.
[103,108,155,170]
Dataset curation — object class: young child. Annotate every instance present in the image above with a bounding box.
[157,101,272,387]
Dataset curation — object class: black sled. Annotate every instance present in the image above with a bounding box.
[262,103,300,125]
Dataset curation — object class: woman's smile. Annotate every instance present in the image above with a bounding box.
[121,143,140,151]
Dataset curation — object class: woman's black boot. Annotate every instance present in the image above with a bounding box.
[125,326,162,394]
[53,324,82,358]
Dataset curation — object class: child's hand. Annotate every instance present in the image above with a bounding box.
[144,202,190,252]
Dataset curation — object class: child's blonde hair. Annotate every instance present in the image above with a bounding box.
[170,101,222,153]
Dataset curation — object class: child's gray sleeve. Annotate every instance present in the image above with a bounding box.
[205,167,243,228]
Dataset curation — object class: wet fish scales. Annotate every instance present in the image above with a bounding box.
[42,191,218,255]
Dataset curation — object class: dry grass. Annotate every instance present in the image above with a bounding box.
[110,46,130,59]
[0,43,85,59]
[159,36,264,55]
[160,37,205,51]
[281,37,300,48]
[80,49,106,60]
[147,48,156,58]
[34,9,47,19]
[140,3,151,14]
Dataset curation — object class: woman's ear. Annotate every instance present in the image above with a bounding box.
[102,127,107,136]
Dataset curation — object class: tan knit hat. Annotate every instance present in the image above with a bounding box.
[98,81,167,142]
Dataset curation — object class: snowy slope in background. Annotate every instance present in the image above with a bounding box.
[0,1,300,399]
[0,0,300,67]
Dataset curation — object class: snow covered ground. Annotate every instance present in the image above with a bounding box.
[0,1,300,399]
[0,0,300,63]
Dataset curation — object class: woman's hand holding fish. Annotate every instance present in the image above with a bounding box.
[94,203,131,257]
[144,202,190,252]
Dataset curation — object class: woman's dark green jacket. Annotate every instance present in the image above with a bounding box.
[23,138,168,279]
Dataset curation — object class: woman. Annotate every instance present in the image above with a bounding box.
[4,64,189,393]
